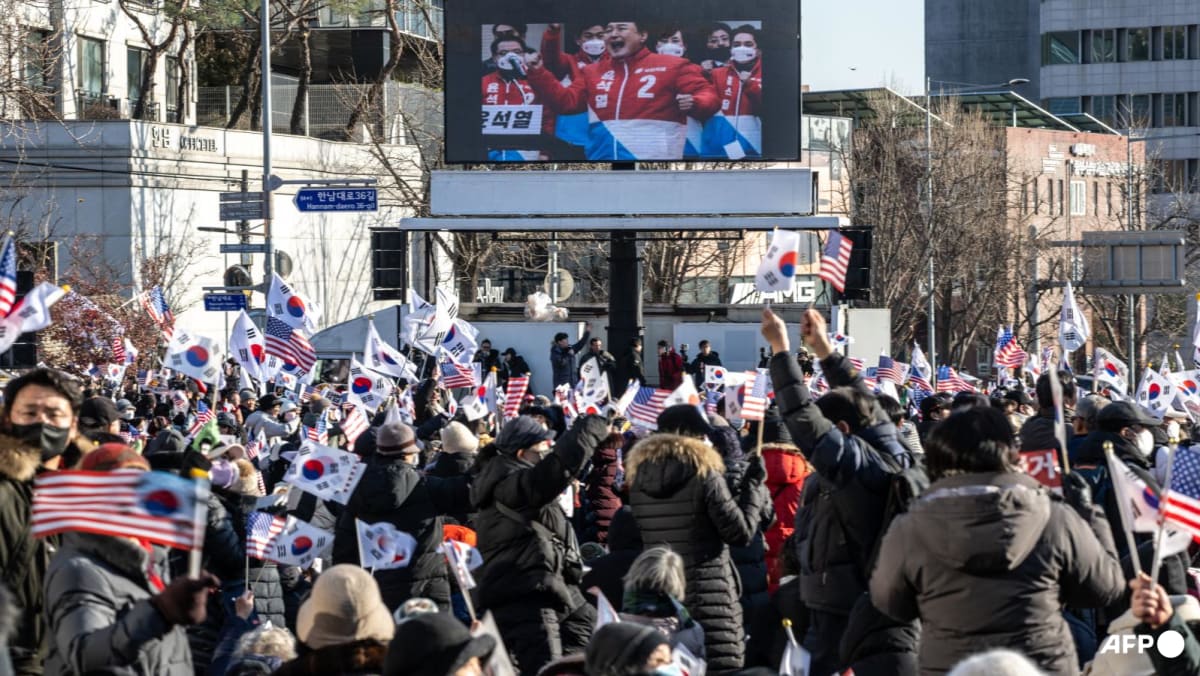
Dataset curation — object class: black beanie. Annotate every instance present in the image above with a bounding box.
[585,623,669,676]
[656,404,711,439]
[760,406,793,445]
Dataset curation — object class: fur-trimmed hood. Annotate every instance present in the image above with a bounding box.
[0,433,40,482]
[762,443,812,488]
[626,433,725,498]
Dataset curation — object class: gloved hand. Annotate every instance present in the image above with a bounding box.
[576,414,612,443]
[1062,471,1093,516]
[742,453,767,486]
[150,573,220,626]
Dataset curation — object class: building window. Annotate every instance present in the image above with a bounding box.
[1042,31,1080,65]
[1070,180,1087,215]
[1020,178,1028,214]
[1088,95,1117,126]
[398,0,442,40]
[165,56,179,121]
[1163,25,1188,60]
[1093,181,1100,215]
[1058,179,1065,215]
[22,28,52,90]
[1162,92,1188,127]
[78,36,105,96]
[1127,94,1152,127]
[1045,97,1082,115]
[126,47,147,108]
[1126,28,1150,61]
[1106,182,1113,217]
[1088,28,1118,63]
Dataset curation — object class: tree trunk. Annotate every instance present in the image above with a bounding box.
[289,28,311,135]
[174,22,192,123]
[226,40,261,129]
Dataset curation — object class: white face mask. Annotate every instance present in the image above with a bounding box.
[1133,429,1155,457]
[581,39,606,56]
[657,42,685,57]
[730,46,757,63]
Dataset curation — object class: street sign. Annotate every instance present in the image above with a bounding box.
[294,187,378,213]
[219,201,264,221]
[219,191,266,221]
[220,191,265,202]
[204,292,248,312]
[219,242,268,255]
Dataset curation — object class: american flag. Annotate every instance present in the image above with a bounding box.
[994,326,1028,369]
[340,403,369,447]
[440,361,477,388]
[627,387,671,429]
[140,286,175,338]
[742,369,770,421]
[245,511,287,561]
[111,336,125,364]
[818,230,853,293]
[503,375,530,419]
[0,236,17,320]
[300,384,319,403]
[32,469,204,549]
[305,415,328,444]
[936,366,973,393]
[264,317,316,371]
[909,371,933,394]
[877,355,908,384]
[187,401,214,435]
[1164,445,1200,538]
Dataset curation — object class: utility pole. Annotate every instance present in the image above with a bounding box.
[261,0,274,285]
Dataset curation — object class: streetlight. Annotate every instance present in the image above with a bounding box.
[1123,129,1200,374]
[923,77,1028,373]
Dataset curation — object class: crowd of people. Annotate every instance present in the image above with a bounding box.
[481,21,764,161]
[1,307,1199,676]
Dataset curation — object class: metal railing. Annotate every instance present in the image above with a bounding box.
[197,81,429,144]
[75,92,120,120]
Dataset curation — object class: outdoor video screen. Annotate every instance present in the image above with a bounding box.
[443,0,801,163]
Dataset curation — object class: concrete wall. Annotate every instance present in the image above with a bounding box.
[925,0,1040,98]
[0,119,421,342]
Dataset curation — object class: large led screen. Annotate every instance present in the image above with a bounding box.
[443,0,801,163]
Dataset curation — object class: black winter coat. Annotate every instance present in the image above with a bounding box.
[626,433,764,673]
[427,453,476,525]
[471,416,609,611]
[0,436,49,676]
[723,458,773,623]
[769,351,912,616]
[187,490,249,673]
[332,456,471,611]
[581,506,642,608]
[219,491,286,626]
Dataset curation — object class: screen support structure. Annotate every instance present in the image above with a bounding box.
[609,162,642,378]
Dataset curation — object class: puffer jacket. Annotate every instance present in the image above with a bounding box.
[186,490,250,672]
[550,333,590,388]
[761,443,811,591]
[580,506,642,607]
[0,435,50,676]
[470,415,610,612]
[583,442,623,544]
[44,532,193,675]
[626,433,764,673]
[1020,412,1069,454]
[769,350,912,615]
[870,471,1124,675]
[332,455,471,611]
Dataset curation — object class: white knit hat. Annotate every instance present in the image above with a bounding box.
[439,421,479,455]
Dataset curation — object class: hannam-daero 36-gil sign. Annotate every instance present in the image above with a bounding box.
[293,188,378,213]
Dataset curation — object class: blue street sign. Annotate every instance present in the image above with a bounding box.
[293,187,378,213]
[204,293,248,312]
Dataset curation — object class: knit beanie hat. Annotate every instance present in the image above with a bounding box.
[439,421,478,455]
[585,623,669,676]
[656,405,712,439]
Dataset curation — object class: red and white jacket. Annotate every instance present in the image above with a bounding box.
[711,59,763,117]
[481,71,556,135]
[527,47,719,159]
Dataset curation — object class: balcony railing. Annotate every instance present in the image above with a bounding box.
[76,91,120,120]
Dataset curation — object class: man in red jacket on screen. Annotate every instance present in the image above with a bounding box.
[526,21,719,161]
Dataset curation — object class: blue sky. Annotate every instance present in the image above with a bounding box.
[801,0,924,94]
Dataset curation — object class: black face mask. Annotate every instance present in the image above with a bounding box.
[11,422,72,461]
[705,46,730,64]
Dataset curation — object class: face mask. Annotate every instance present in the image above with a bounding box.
[497,52,527,76]
[283,412,298,422]
[657,42,685,57]
[706,46,729,63]
[1133,429,1155,457]
[651,664,684,676]
[581,39,606,56]
[12,422,72,461]
[730,46,756,63]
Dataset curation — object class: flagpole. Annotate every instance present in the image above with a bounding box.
[1149,444,1177,583]
[1105,443,1143,575]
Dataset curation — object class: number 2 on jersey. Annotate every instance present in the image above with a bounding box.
[637,75,656,99]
